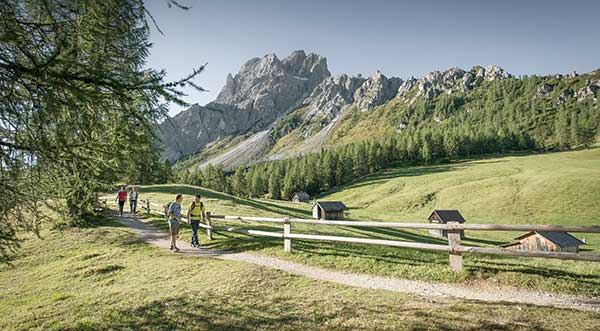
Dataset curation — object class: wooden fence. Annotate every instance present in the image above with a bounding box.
[106,198,600,272]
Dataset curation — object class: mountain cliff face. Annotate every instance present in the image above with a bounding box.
[158,50,330,162]
[160,50,599,170]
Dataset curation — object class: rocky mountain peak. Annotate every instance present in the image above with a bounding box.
[215,50,331,111]
[302,74,366,122]
[397,65,512,101]
[353,71,402,112]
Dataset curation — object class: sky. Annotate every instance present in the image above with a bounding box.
[145,0,600,116]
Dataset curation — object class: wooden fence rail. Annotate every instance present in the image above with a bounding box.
[102,198,600,271]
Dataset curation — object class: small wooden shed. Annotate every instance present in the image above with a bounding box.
[500,231,585,253]
[428,210,465,239]
[312,201,347,220]
[291,192,310,203]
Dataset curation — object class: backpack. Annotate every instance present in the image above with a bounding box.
[190,201,204,211]
[164,201,174,217]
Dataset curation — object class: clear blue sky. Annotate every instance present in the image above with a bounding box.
[145,0,600,116]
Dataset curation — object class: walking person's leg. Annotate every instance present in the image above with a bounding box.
[119,201,124,216]
[191,220,199,247]
[168,219,179,251]
[132,200,137,214]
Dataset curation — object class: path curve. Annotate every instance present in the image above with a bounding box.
[115,214,600,312]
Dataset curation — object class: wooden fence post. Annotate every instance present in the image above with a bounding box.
[145,199,150,213]
[447,221,463,272]
[206,211,213,241]
[283,217,291,253]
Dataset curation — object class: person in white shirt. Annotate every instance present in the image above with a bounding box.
[130,186,139,214]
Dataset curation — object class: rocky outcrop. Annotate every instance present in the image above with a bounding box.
[352,71,402,112]
[301,74,366,122]
[483,65,511,81]
[557,89,573,104]
[536,83,554,98]
[396,65,511,102]
[158,50,331,162]
[574,79,600,102]
[298,70,402,131]
[158,103,250,162]
[215,50,330,118]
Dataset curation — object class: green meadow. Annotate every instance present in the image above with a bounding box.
[136,149,600,296]
[2,218,599,331]
[2,149,600,330]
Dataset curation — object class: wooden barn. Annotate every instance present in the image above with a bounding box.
[312,201,347,220]
[500,231,585,253]
[428,210,465,239]
[291,192,310,203]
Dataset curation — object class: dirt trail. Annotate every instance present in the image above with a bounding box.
[115,214,600,312]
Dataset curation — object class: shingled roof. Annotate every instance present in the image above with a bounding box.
[515,231,585,247]
[428,210,465,223]
[293,192,310,200]
[314,201,347,212]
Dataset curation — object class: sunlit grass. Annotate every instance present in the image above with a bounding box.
[1,217,599,330]
[129,148,600,296]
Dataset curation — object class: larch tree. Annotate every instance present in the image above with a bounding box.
[0,0,204,262]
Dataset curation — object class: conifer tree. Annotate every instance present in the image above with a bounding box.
[231,167,247,197]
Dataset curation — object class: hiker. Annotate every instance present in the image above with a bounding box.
[187,194,205,248]
[166,194,183,252]
[115,186,127,216]
[130,186,139,214]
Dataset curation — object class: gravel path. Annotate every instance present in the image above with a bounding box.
[116,214,600,312]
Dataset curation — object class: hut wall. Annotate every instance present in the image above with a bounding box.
[514,235,581,252]
[324,211,344,220]
[559,246,579,253]
[429,229,445,237]
[312,206,320,219]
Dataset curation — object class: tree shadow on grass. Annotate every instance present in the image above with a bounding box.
[68,294,561,331]
[331,163,467,192]
[469,260,600,289]
[139,185,311,218]
[292,241,447,267]
[344,226,450,245]
[205,229,282,253]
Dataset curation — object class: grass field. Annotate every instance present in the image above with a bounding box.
[134,149,600,296]
[1,216,600,330]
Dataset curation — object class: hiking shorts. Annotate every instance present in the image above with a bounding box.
[168,219,179,235]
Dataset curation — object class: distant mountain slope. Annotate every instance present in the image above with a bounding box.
[158,50,330,162]
[160,50,600,170]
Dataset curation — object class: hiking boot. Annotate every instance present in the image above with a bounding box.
[173,247,180,252]
[169,245,174,250]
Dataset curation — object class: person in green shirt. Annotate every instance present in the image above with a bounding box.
[187,194,205,248]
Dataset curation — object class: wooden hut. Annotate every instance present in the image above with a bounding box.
[428,210,465,239]
[500,231,585,253]
[312,201,347,220]
[291,192,310,203]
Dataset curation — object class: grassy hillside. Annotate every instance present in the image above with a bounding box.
[130,149,600,296]
[325,148,600,242]
[6,218,600,330]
